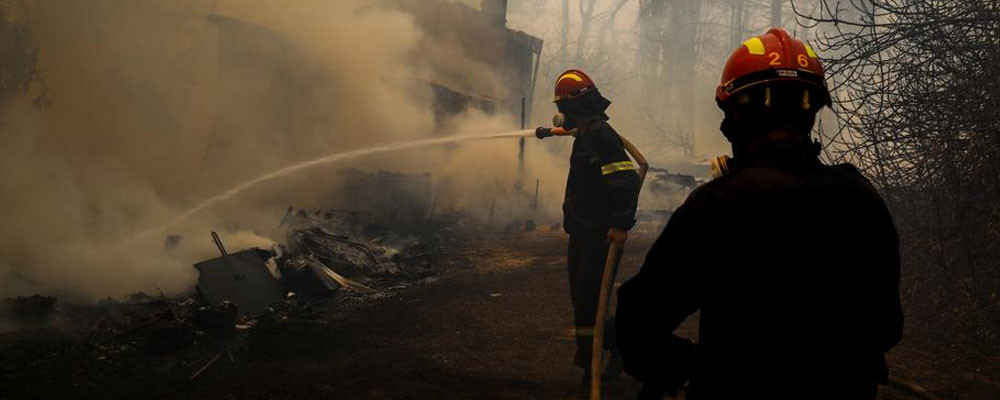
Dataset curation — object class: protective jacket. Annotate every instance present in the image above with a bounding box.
[615,146,904,400]
[563,118,641,234]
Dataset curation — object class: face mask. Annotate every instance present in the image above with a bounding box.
[554,112,579,130]
[552,112,566,127]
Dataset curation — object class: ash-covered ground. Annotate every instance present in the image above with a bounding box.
[1,214,998,400]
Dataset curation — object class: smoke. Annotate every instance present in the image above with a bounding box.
[507,0,737,165]
[389,110,568,222]
[0,0,563,301]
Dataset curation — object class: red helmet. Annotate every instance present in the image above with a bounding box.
[716,28,830,109]
[553,69,596,102]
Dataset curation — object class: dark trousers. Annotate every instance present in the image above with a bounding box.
[567,231,621,369]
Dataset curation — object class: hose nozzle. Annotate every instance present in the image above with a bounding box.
[535,127,576,139]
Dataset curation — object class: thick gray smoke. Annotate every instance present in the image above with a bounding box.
[0,0,565,301]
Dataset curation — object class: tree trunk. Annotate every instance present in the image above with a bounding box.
[730,0,747,49]
[575,0,598,65]
[771,0,781,28]
[637,0,667,103]
[674,0,700,156]
[560,0,569,60]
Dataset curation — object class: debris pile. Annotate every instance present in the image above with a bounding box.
[194,246,285,316]
[0,283,377,389]
[633,167,704,234]
[281,207,439,284]
[287,225,397,276]
[1,202,476,392]
[279,255,373,299]
[6,295,57,324]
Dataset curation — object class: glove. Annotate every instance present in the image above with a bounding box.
[535,127,553,139]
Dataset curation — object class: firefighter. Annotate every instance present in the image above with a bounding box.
[615,28,903,400]
[537,70,641,387]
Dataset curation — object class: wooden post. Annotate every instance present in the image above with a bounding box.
[771,0,782,28]
[533,179,540,211]
[517,97,526,191]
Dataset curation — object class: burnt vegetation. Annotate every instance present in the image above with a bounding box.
[796,0,1000,347]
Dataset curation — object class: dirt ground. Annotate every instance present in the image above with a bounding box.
[2,229,998,400]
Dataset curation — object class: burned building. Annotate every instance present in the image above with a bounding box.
[385,0,543,124]
[207,0,542,137]
[202,2,541,215]
[189,2,544,236]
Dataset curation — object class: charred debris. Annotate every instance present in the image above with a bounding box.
[0,195,491,385]
[0,163,517,383]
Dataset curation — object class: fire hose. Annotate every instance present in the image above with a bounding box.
[534,126,649,182]
[590,241,621,400]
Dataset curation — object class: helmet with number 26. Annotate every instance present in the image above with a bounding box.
[716,28,831,111]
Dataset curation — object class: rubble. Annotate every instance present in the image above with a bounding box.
[287,225,391,277]
[193,301,238,340]
[6,295,56,324]
[1,202,480,395]
[185,204,447,318]
[282,208,436,282]
[633,167,703,233]
[279,255,344,299]
[193,242,285,316]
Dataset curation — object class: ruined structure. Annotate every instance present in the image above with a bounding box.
[388,0,543,124]
[207,0,542,133]
[202,2,542,215]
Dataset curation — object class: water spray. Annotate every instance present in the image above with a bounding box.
[133,130,534,241]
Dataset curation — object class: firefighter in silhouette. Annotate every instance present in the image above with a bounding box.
[536,70,641,387]
[615,28,903,400]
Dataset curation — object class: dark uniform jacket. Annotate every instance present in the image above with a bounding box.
[615,151,904,400]
[563,118,641,234]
